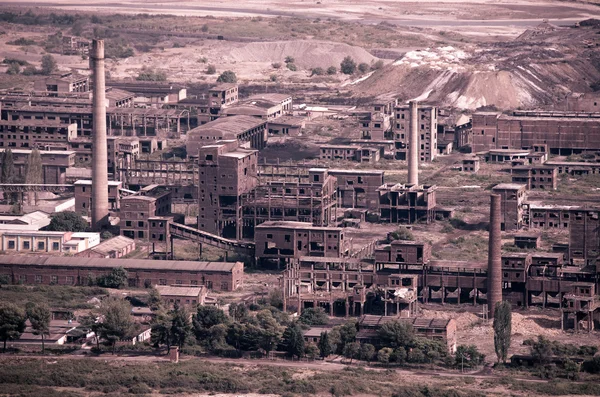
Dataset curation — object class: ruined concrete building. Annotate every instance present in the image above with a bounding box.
[511,165,558,190]
[120,185,173,240]
[491,183,527,231]
[186,115,267,156]
[394,104,438,162]
[472,110,600,154]
[0,149,75,184]
[319,144,380,163]
[377,183,437,224]
[196,140,258,239]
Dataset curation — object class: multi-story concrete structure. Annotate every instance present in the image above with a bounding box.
[526,203,575,230]
[328,169,384,211]
[374,241,432,265]
[472,111,600,155]
[394,104,438,162]
[120,185,172,240]
[569,208,600,266]
[74,180,122,216]
[196,141,258,239]
[378,183,437,224]
[255,221,350,265]
[0,119,77,150]
[33,73,89,94]
[357,111,392,141]
[511,165,558,190]
[1,148,76,184]
[223,93,292,120]
[319,145,380,163]
[491,183,527,231]
[462,158,480,173]
[186,115,267,155]
[0,255,243,291]
[241,168,338,238]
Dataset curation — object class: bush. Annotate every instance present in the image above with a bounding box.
[22,66,37,75]
[6,62,20,75]
[358,62,369,73]
[206,64,216,74]
[271,62,282,69]
[327,66,337,75]
[217,70,237,83]
[371,60,384,70]
[311,67,324,76]
[269,74,277,82]
[7,37,36,46]
[136,67,167,81]
[340,56,356,74]
[286,63,297,71]
[284,56,295,64]
[389,226,414,241]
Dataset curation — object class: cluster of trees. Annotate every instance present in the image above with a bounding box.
[81,296,139,353]
[45,211,89,232]
[5,54,57,76]
[136,67,167,82]
[340,56,384,75]
[0,302,51,353]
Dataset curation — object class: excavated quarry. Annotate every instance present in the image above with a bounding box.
[353,22,600,109]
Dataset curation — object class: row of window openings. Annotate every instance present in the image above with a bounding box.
[7,241,59,250]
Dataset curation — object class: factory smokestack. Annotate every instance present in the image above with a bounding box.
[91,39,109,230]
[487,194,502,319]
[408,100,419,186]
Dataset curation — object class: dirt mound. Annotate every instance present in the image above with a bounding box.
[225,40,379,69]
[353,28,600,110]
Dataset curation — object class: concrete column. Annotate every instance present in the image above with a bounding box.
[488,194,502,319]
[91,39,109,231]
[407,100,419,186]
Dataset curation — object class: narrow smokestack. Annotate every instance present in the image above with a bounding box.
[487,194,502,319]
[91,39,109,230]
[407,100,419,186]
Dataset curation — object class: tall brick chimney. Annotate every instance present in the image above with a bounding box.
[408,100,419,186]
[91,39,109,230]
[487,194,502,319]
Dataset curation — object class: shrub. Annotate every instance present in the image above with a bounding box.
[358,62,369,73]
[269,74,277,82]
[326,66,337,75]
[6,62,20,75]
[284,55,295,64]
[7,37,36,46]
[389,226,414,241]
[286,63,297,71]
[340,56,356,74]
[136,67,167,81]
[206,64,216,74]
[217,70,237,83]
[311,67,324,76]
[371,60,384,70]
[271,62,282,69]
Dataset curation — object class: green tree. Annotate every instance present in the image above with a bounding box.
[228,302,248,322]
[358,62,369,73]
[25,148,43,205]
[455,344,485,369]
[170,303,191,349]
[96,297,134,354]
[493,301,512,364]
[340,56,357,74]
[326,66,337,75]
[206,64,216,75]
[318,331,332,358]
[359,343,375,363]
[216,70,237,83]
[282,323,305,358]
[305,342,319,359]
[46,211,88,232]
[530,335,553,366]
[377,347,392,365]
[299,307,329,326]
[25,302,51,354]
[378,320,414,348]
[268,289,283,309]
[40,54,57,75]
[393,346,407,363]
[0,149,16,203]
[150,307,172,352]
[97,267,128,289]
[343,341,360,363]
[286,63,297,71]
[333,321,357,354]
[147,288,163,311]
[389,226,414,241]
[256,310,282,354]
[193,305,228,341]
[0,303,27,351]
